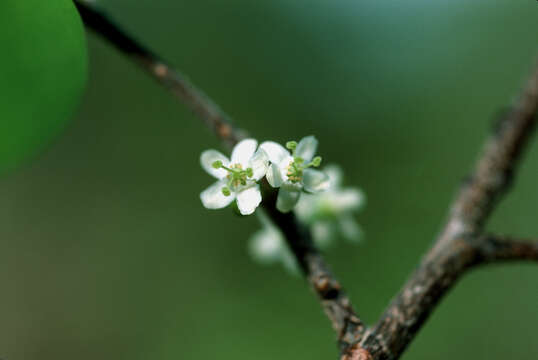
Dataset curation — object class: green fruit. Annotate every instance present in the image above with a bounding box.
[0,0,88,173]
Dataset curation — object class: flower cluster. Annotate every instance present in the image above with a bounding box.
[199,137,365,274]
[199,136,328,215]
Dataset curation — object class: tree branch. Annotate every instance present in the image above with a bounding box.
[351,65,538,360]
[74,0,242,148]
[476,234,538,264]
[74,0,366,347]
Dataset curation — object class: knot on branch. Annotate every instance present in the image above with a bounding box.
[341,345,373,360]
[313,274,341,300]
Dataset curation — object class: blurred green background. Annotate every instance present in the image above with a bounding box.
[1,0,537,359]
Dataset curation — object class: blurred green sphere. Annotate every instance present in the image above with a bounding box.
[0,0,87,173]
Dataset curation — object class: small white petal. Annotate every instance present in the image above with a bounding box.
[250,210,299,274]
[236,184,262,215]
[231,138,257,167]
[200,150,229,179]
[295,135,318,162]
[280,250,300,276]
[330,188,365,212]
[266,163,284,188]
[338,214,363,243]
[311,221,335,249]
[200,180,236,209]
[260,141,290,165]
[249,227,285,264]
[324,164,343,188]
[294,193,316,221]
[249,149,269,181]
[278,154,294,173]
[303,169,330,193]
[276,183,302,213]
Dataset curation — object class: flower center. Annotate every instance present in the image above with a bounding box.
[212,161,254,196]
[226,163,249,188]
[284,140,323,183]
[285,156,323,183]
[286,158,304,183]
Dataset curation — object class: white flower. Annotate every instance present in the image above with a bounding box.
[260,136,330,213]
[295,164,365,243]
[248,212,299,274]
[200,139,268,215]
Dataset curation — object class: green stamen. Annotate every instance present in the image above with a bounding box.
[286,156,322,183]
[221,187,231,196]
[286,159,304,183]
[220,162,255,190]
[286,141,297,151]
